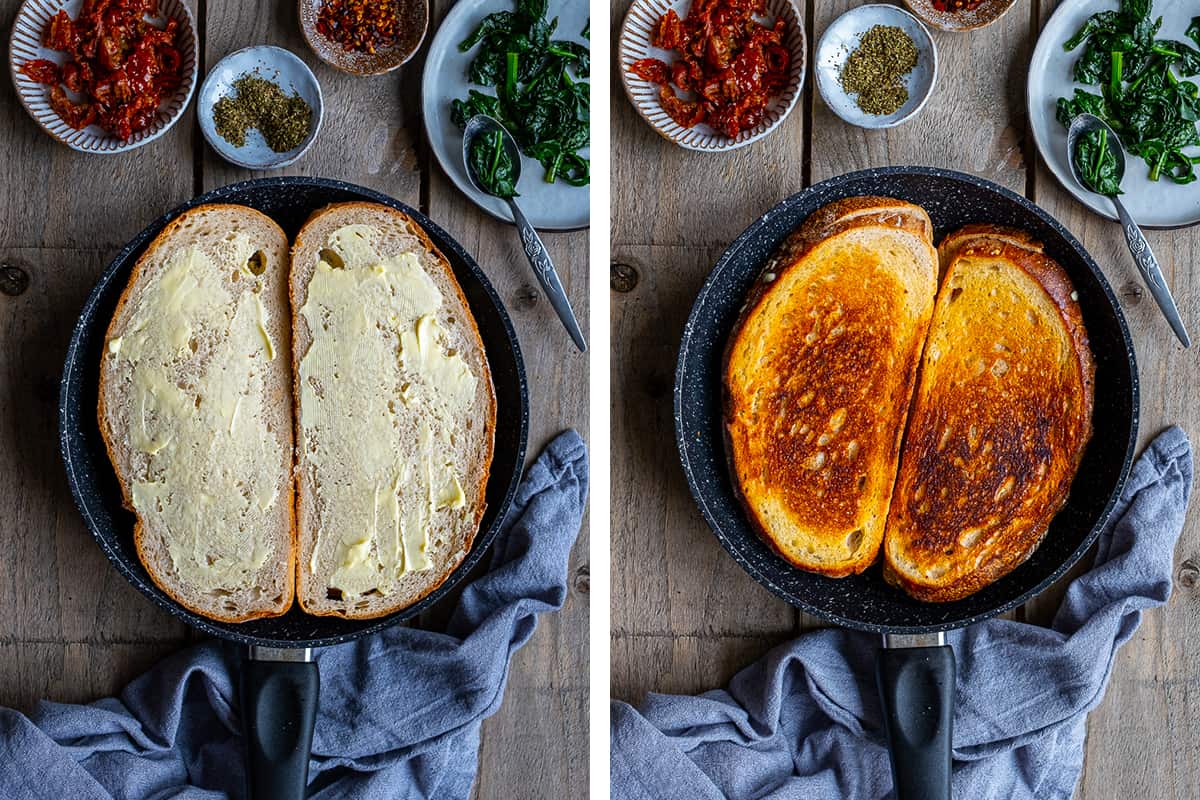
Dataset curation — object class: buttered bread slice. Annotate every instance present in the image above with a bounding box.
[98,204,295,622]
[724,197,938,577]
[883,226,1094,602]
[291,202,495,619]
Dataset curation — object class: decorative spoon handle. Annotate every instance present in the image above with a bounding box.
[1112,196,1190,348]
[507,198,587,352]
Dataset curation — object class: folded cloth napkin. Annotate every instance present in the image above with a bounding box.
[0,430,588,800]
[612,426,1192,800]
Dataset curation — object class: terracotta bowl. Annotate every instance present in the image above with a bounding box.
[903,0,1019,32]
[8,0,198,153]
[618,0,806,152]
[298,0,428,75]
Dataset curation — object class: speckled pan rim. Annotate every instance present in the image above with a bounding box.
[902,0,1018,32]
[8,0,198,153]
[59,177,529,648]
[618,0,807,152]
[674,166,1139,635]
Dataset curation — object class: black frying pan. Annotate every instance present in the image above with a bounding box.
[59,177,529,800]
[675,167,1138,799]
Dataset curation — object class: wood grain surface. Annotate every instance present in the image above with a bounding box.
[610,2,1199,797]
[0,0,588,797]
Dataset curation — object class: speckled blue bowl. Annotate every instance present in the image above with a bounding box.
[675,166,1138,633]
[198,46,324,170]
[60,177,528,648]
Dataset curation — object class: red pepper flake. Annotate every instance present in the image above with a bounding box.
[931,0,984,11]
[316,0,403,55]
[19,0,183,141]
[628,0,791,139]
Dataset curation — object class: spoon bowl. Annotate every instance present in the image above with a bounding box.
[1066,113,1126,190]
[462,115,525,195]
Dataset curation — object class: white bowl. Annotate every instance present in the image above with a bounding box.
[197,46,324,170]
[8,0,198,153]
[815,4,938,130]
[618,0,806,152]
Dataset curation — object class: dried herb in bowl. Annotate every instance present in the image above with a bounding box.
[839,25,919,116]
[212,72,313,152]
[451,0,590,189]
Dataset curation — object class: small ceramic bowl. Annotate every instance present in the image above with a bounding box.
[8,0,198,153]
[903,0,1018,32]
[298,0,428,75]
[197,46,324,170]
[815,4,938,130]
[619,0,806,152]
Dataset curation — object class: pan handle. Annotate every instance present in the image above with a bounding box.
[241,646,319,800]
[875,634,954,800]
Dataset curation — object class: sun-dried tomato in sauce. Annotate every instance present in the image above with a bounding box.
[19,0,183,141]
[628,0,790,139]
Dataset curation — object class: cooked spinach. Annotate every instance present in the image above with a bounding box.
[451,0,589,189]
[1075,127,1124,195]
[1056,1,1200,185]
[468,129,520,198]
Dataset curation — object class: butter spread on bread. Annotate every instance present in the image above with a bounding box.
[291,203,495,619]
[297,225,476,592]
[99,205,295,622]
[883,226,1094,602]
[724,197,938,577]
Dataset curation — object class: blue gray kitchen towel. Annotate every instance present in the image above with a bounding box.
[0,430,588,800]
[612,426,1192,800]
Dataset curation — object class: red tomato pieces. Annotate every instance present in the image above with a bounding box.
[628,0,790,138]
[19,0,184,141]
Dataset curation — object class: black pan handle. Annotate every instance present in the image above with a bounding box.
[241,647,319,800]
[875,635,954,800]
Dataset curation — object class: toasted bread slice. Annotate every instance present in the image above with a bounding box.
[291,202,495,619]
[98,204,295,622]
[883,226,1095,602]
[724,197,939,577]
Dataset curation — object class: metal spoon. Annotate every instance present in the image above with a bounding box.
[1066,113,1190,347]
[462,115,587,352]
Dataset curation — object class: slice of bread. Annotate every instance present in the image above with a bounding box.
[883,226,1095,602]
[290,202,495,619]
[723,197,939,577]
[98,204,295,622]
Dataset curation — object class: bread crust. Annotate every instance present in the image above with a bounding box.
[883,225,1095,602]
[289,201,496,619]
[722,197,937,578]
[97,204,296,623]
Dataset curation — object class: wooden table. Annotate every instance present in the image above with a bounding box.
[0,1,589,796]
[610,2,1199,796]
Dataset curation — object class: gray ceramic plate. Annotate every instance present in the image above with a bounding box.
[421,0,590,231]
[815,4,937,130]
[198,46,324,170]
[1029,0,1200,228]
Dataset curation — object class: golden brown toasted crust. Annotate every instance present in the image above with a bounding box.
[97,204,296,624]
[289,201,497,619]
[722,197,937,578]
[883,226,1094,602]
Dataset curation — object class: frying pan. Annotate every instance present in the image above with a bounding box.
[675,167,1138,799]
[59,177,529,800]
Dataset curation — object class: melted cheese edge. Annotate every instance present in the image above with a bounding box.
[109,236,280,592]
[298,224,476,598]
